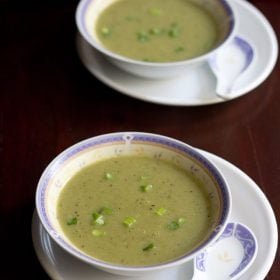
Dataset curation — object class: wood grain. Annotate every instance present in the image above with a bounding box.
[1,0,279,278]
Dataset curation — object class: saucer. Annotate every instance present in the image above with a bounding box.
[76,0,278,106]
[32,150,278,280]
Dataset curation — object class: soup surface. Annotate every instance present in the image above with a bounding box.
[57,156,217,265]
[95,0,219,62]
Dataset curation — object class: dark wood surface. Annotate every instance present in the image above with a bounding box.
[1,0,279,278]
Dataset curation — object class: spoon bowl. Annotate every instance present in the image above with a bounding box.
[192,222,258,280]
[209,36,254,99]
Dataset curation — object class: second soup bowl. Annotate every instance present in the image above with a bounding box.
[76,0,237,79]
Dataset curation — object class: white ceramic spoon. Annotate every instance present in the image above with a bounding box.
[192,222,258,280]
[209,36,254,100]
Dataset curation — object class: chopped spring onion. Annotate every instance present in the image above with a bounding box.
[155,207,167,216]
[140,184,153,192]
[148,8,162,16]
[178,217,186,225]
[168,221,180,230]
[99,207,113,215]
[92,229,106,237]
[168,217,186,230]
[125,16,140,22]
[149,28,163,36]
[143,243,155,251]
[67,216,77,225]
[92,212,105,225]
[123,216,136,227]
[168,23,180,38]
[101,27,111,37]
[104,172,113,180]
[175,46,185,53]
[137,31,149,42]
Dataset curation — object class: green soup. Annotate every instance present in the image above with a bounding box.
[57,156,218,266]
[95,0,219,62]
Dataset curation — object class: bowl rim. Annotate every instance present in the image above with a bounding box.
[75,0,237,67]
[36,132,231,273]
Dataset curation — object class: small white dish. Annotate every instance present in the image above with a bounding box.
[32,150,278,280]
[193,222,258,280]
[76,0,278,106]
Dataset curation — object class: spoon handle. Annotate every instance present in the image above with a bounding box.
[209,36,254,100]
[216,80,233,100]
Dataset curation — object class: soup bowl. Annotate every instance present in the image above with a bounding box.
[36,132,231,276]
[76,0,236,79]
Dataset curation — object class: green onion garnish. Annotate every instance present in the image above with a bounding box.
[178,217,186,225]
[101,27,111,37]
[143,243,155,251]
[92,212,105,225]
[169,29,180,38]
[67,216,77,225]
[168,217,186,230]
[148,8,162,16]
[175,46,185,52]
[168,23,180,38]
[155,207,167,216]
[137,31,149,42]
[99,207,113,215]
[168,221,180,230]
[140,184,153,192]
[125,16,140,22]
[92,229,106,237]
[149,28,163,36]
[123,216,136,227]
[104,172,113,180]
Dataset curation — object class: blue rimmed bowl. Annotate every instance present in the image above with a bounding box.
[75,0,237,79]
[36,132,231,276]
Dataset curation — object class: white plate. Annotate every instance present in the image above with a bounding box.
[76,0,278,106]
[32,150,278,280]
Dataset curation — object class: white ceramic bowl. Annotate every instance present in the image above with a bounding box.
[36,132,231,276]
[76,0,237,79]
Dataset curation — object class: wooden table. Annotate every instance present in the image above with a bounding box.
[1,0,279,279]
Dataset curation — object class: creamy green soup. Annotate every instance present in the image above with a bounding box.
[57,156,217,266]
[95,0,219,62]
